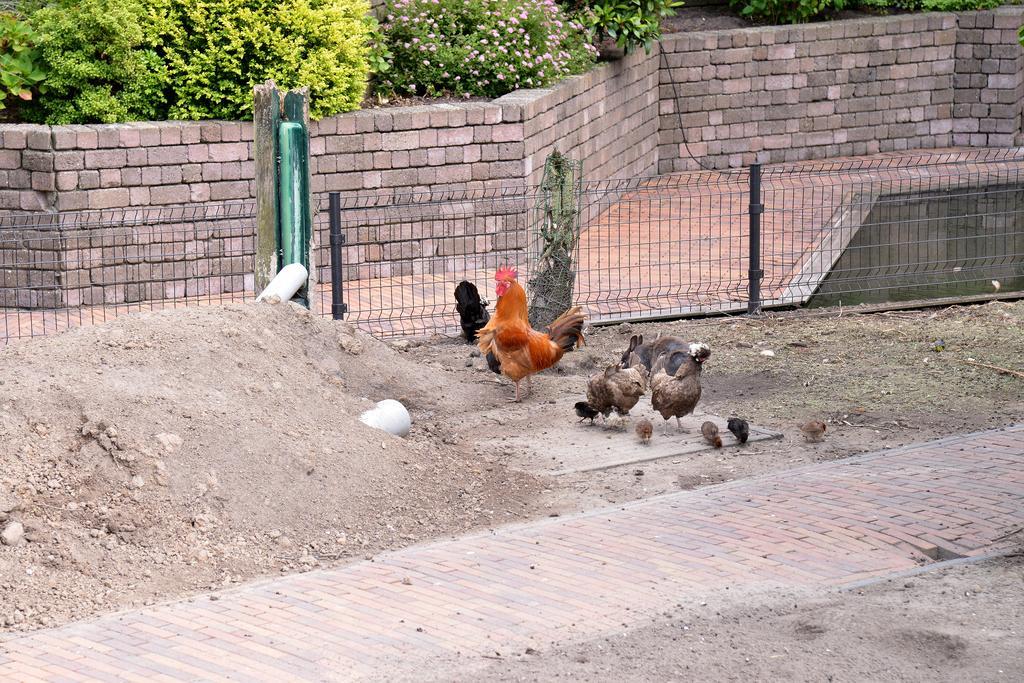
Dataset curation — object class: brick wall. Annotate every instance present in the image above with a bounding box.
[953,9,1024,146]
[2,8,1023,308]
[520,48,660,187]
[0,122,255,213]
[658,7,1024,172]
[3,9,1021,211]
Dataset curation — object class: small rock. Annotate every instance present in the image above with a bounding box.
[633,469,645,476]
[155,433,183,453]
[339,334,364,355]
[759,349,775,357]
[391,340,412,352]
[1,521,25,546]
[0,493,20,514]
[129,475,146,489]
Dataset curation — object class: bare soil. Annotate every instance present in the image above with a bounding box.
[454,551,1024,682]
[0,303,543,632]
[0,298,1021,634]
[406,299,1024,511]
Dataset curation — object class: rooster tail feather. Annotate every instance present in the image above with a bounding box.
[547,306,586,353]
[476,326,496,355]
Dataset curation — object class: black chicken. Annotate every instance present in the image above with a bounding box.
[727,417,750,444]
[574,401,600,424]
[454,280,490,343]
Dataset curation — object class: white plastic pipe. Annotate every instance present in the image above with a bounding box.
[359,399,412,437]
[256,263,308,303]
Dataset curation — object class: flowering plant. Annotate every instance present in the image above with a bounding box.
[375,0,597,98]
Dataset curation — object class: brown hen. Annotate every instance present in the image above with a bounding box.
[585,363,648,421]
[650,343,711,433]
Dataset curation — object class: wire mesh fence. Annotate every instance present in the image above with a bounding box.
[760,153,1024,309]
[2,148,1022,345]
[1,202,255,342]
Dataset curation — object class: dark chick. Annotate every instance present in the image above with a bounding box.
[727,417,750,444]
[575,401,600,424]
[454,280,490,343]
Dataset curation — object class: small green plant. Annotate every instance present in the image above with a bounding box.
[916,0,998,9]
[367,19,394,77]
[150,0,372,120]
[0,12,47,115]
[730,0,846,24]
[586,0,684,54]
[853,0,998,10]
[375,0,597,99]
[26,0,167,124]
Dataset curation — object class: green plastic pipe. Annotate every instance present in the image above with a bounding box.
[277,121,310,270]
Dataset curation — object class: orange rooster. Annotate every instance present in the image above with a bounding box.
[476,266,585,402]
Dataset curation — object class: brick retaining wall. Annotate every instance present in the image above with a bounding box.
[658,7,1024,172]
[2,9,1020,210]
[1,8,1022,310]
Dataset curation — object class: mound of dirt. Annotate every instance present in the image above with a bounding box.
[0,303,543,632]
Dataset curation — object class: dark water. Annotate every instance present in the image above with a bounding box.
[808,185,1024,308]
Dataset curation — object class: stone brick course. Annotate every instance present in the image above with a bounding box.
[659,7,1023,171]
[1,8,1021,307]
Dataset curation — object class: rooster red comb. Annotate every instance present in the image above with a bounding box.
[495,266,518,282]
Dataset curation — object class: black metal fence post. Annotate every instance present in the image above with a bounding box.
[327,192,347,320]
[747,163,763,315]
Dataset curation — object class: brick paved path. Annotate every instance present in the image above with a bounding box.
[2,425,1022,681]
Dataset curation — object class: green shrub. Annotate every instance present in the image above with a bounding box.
[729,0,847,24]
[0,12,47,115]
[150,0,372,121]
[25,0,167,124]
[375,0,597,99]
[587,0,684,54]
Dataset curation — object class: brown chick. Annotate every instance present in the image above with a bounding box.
[635,418,653,445]
[586,363,648,422]
[799,420,827,443]
[701,421,723,448]
[650,343,710,433]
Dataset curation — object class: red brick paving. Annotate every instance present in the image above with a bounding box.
[1,425,1022,681]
